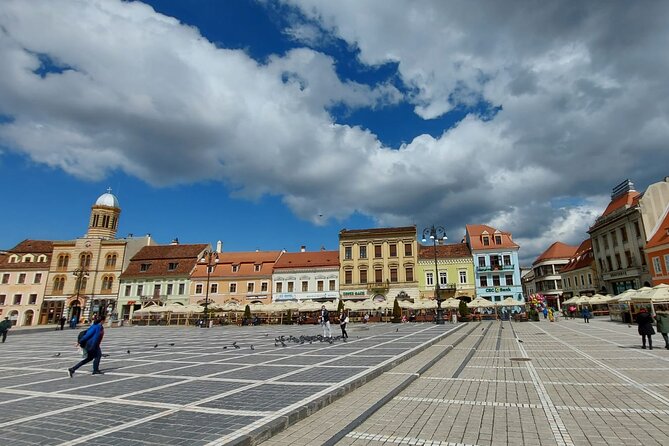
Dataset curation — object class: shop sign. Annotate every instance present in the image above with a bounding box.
[342,290,366,296]
[484,287,511,293]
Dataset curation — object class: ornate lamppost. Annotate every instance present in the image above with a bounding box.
[199,250,219,328]
[422,225,448,325]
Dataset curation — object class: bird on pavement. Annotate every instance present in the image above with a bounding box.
[53,353,60,357]
[153,344,158,348]
[518,340,523,343]
[169,343,175,346]
[223,346,228,349]
[127,350,131,354]
[250,345,254,350]
[396,328,399,332]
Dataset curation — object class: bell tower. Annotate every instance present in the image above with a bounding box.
[86,188,121,239]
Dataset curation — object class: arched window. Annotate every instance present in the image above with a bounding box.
[57,254,70,268]
[102,275,114,291]
[8,255,18,263]
[53,276,65,293]
[79,252,92,268]
[37,255,47,262]
[105,253,117,268]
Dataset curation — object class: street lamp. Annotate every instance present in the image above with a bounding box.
[72,267,89,321]
[422,225,448,325]
[199,250,219,328]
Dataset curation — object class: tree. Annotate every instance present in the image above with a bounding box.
[458,299,470,319]
[337,299,345,313]
[392,298,402,322]
[244,304,251,321]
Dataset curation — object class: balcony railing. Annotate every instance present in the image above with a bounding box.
[476,265,514,272]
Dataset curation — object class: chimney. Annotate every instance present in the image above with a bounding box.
[300,245,306,252]
[171,238,179,245]
[146,233,151,245]
[216,240,223,253]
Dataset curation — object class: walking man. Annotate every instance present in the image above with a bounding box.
[339,310,349,339]
[320,305,332,338]
[59,316,66,331]
[0,317,11,343]
[636,307,655,350]
[68,316,105,377]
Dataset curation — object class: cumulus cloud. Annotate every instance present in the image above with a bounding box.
[0,0,667,263]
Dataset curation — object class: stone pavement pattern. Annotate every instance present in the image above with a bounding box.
[264,318,669,446]
[0,322,459,445]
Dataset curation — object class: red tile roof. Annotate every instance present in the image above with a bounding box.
[601,191,641,218]
[129,244,208,261]
[274,251,339,269]
[7,240,54,253]
[340,226,416,238]
[561,239,594,272]
[191,251,283,279]
[465,224,519,250]
[120,244,208,279]
[533,242,578,265]
[418,243,472,260]
[0,240,53,270]
[645,206,669,250]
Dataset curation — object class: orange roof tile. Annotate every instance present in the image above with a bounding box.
[646,206,669,250]
[601,191,641,218]
[191,251,283,279]
[533,242,578,265]
[465,224,519,250]
[418,243,471,260]
[561,239,595,273]
[340,226,416,238]
[274,251,339,269]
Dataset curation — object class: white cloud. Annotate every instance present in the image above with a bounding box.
[0,0,668,263]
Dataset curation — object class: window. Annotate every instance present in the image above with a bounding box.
[405,267,413,282]
[18,273,26,284]
[0,295,4,305]
[254,264,261,272]
[640,248,647,265]
[195,284,203,294]
[168,262,178,271]
[261,282,268,292]
[588,273,592,285]
[124,285,131,297]
[665,255,669,274]
[211,283,218,293]
[505,274,513,286]
[329,279,336,291]
[611,231,618,246]
[389,244,397,257]
[621,227,628,243]
[287,281,294,292]
[232,265,239,272]
[178,283,185,295]
[13,294,21,305]
[426,272,434,286]
[478,257,486,267]
[603,236,609,249]
[229,283,237,293]
[151,283,159,295]
[79,253,91,268]
[137,284,144,296]
[625,251,633,268]
[317,280,324,291]
[565,278,570,288]
[634,221,641,238]
[594,238,599,252]
[580,275,585,286]
[140,263,150,272]
[53,276,65,292]
[503,255,511,266]
[480,276,488,287]
[615,253,622,269]
[606,256,613,271]
[359,245,367,259]
[57,254,69,268]
[344,271,352,285]
[492,275,500,286]
[390,268,398,282]
[34,273,42,284]
[483,236,489,246]
[459,270,467,284]
[2,273,9,284]
[374,245,382,258]
[439,271,447,287]
[404,243,412,256]
[301,281,308,292]
[276,282,283,293]
[654,257,663,274]
[102,276,114,291]
[247,283,255,293]
[345,246,352,260]
[105,254,117,268]
[166,283,173,295]
[360,269,368,284]
[494,235,502,244]
[375,269,383,283]
[29,294,37,305]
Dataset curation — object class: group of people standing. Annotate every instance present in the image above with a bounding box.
[319,305,349,340]
[636,307,669,350]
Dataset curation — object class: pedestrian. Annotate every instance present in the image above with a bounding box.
[0,317,11,343]
[70,315,78,329]
[655,308,669,350]
[363,313,369,324]
[68,316,105,377]
[636,308,655,350]
[569,305,576,319]
[548,308,554,322]
[59,316,66,331]
[339,310,349,339]
[320,305,331,338]
[581,306,591,323]
[542,307,548,319]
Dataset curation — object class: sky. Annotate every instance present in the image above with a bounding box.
[1,0,668,266]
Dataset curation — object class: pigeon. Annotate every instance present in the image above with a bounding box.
[53,353,61,357]
[250,345,254,350]
[169,343,175,346]
[518,340,524,343]
[102,354,110,357]
[223,346,228,350]
[482,328,485,331]
[127,350,131,354]
[264,333,269,337]
[232,341,237,347]
[280,340,287,347]
[396,328,399,332]
[153,344,158,348]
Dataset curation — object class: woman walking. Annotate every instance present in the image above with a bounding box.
[339,311,349,339]
[655,308,669,350]
[636,307,655,350]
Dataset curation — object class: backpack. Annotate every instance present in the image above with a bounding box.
[77,328,88,348]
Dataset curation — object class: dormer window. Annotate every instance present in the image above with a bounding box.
[254,264,261,272]
[8,255,18,263]
[140,263,151,272]
[494,235,502,244]
[232,265,239,273]
[482,236,490,246]
[168,262,178,271]
[22,255,33,263]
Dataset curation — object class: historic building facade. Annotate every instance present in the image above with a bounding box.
[560,239,601,298]
[118,242,208,319]
[417,242,475,301]
[272,247,339,303]
[530,241,578,307]
[465,224,524,304]
[645,204,669,286]
[43,191,153,323]
[0,240,53,326]
[338,226,419,303]
[189,250,282,306]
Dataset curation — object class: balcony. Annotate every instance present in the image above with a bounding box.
[476,266,491,272]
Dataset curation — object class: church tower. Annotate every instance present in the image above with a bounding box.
[86,188,121,239]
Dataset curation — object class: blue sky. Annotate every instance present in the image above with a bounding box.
[1,0,667,264]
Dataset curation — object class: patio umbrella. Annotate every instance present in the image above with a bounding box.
[496,297,522,307]
[467,297,495,308]
[615,288,640,303]
[440,298,460,309]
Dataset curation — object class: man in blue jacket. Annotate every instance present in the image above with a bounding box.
[68,316,105,377]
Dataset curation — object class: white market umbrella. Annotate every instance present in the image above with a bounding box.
[467,297,495,308]
[496,297,522,307]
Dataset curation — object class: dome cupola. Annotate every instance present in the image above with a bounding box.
[86,188,121,239]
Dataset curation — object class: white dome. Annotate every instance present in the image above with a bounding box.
[95,191,119,208]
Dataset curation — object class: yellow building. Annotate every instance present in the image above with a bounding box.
[417,242,475,302]
[339,226,419,304]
